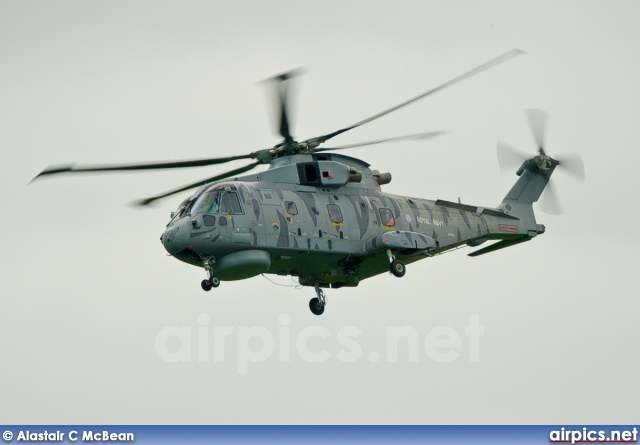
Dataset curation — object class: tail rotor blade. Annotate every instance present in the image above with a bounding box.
[497,140,528,172]
[497,109,584,215]
[539,178,563,215]
[525,108,549,152]
[556,153,586,182]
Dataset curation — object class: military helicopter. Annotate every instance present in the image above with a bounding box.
[33,49,584,315]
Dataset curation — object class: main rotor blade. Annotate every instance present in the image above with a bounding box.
[497,140,529,172]
[131,161,261,207]
[315,131,447,152]
[525,108,549,152]
[556,153,586,182]
[539,178,563,215]
[315,49,524,144]
[32,153,257,181]
[267,69,303,143]
[277,76,293,142]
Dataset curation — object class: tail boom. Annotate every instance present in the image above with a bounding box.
[466,156,557,257]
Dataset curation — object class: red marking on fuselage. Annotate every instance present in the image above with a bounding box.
[498,224,519,233]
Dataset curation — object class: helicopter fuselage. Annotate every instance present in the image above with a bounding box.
[33,51,562,314]
[161,153,543,289]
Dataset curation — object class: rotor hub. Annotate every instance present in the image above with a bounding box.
[533,153,555,172]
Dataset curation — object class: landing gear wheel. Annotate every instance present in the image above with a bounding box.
[309,297,325,316]
[201,256,217,292]
[390,259,406,277]
[201,279,212,291]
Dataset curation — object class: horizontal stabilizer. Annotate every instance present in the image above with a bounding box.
[468,236,530,257]
[435,199,478,213]
[435,199,519,220]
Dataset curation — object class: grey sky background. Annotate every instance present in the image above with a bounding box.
[1,1,639,424]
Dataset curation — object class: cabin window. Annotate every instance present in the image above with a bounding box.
[220,191,243,214]
[380,208,395,226]
[327,204,343,223]
[203,215,217,227]
[285,201,298,215]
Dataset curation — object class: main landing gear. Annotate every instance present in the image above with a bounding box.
[309,284,327,316]
[200,256,220,292]
[386,249,406,278]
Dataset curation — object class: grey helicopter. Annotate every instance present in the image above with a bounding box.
[33,50,584,315]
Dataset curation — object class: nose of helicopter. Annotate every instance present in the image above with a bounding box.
[161,220,190,255]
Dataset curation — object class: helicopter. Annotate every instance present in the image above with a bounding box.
[32,49,584,315]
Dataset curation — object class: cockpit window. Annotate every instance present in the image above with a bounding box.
[191,191,220,215]
[191,190,243,215]
[220,191,243,214]
[168,201,189,225]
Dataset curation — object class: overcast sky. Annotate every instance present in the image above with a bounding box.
[1,0,639,424]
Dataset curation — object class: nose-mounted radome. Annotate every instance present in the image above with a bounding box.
[161,217,190,256]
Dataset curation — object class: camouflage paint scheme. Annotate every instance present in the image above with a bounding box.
[161,152,550,289]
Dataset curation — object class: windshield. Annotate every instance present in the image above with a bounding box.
[168,201,189,226]
[191,191,221,215]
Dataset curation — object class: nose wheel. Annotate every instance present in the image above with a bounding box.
[309,284,327,315]
[200,256,220,292]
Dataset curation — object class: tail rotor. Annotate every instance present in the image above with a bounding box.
[497,109,585,214]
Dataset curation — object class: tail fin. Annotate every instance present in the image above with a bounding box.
[466,157,554,257]
[468,109,584,257]
[497,156,558,227]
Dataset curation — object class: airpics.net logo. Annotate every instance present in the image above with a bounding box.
[549,427,638,444]
[154,314,484,374]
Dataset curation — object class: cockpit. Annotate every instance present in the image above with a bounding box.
[190,185,243,216]
[166,185,244,229]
